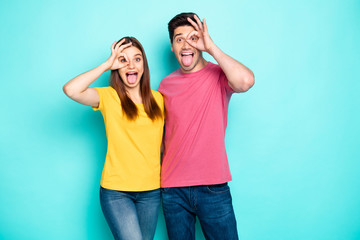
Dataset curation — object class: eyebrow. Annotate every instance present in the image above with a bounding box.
[174,33,184,39]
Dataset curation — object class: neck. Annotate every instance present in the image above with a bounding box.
[126,86,142,104]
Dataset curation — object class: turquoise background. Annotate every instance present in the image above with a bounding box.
[1,0,359,239]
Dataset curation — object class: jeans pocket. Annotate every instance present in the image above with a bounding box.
[206,183,230,194]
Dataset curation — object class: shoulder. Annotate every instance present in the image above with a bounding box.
[159,69,183,94]
[151,90,165,112]
[206,62,222,74]
[151,89,163,101]
[162,69,182,82]
[94,86,120,104]
[207,62,234,94]
[205,62,226,81]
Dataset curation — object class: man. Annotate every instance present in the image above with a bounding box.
[158,12,254,240]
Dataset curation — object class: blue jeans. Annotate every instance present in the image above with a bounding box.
[100,187,160,240]
[161,183,238,240]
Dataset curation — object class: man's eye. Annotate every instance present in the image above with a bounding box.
[191,36,198,41]
[176,38,182,42]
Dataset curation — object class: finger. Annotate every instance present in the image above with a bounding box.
[114,39,125,54]
[114,42,121,53]
[110,41,116,53]
[194,15,204,32]
[119,42,132,52]
[203,18,208,33]
[118,55,129,69]
[187,17,200,31]
[115,39,126,49]
[186,31,199,45]
[119,42,132,51]
[186,30,200,41]
[119,64,129,69]
[119,52,129,63]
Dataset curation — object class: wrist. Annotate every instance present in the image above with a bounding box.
[207,43,219,56]
[101,61,112,71]
[208,44,221,58]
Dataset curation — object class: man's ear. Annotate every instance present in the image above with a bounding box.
[171,43,174,52]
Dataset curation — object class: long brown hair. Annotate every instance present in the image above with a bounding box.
[110,37,163,121]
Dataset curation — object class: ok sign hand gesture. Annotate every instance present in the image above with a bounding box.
[186,15,216,56]
[105,39,132,70]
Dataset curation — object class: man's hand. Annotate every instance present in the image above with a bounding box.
[185,15,254,93]
[186,15,217,56]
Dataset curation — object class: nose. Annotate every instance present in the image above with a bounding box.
[128,60,135,69]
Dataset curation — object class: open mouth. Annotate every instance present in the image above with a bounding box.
[126,72,138,84]
[181,52,194,67]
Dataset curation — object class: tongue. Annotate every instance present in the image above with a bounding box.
[182,55,193,67]
[127,74,137,84]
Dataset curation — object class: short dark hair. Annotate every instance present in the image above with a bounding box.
[168,12,200,43]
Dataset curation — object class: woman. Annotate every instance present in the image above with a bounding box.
[63,37,164,240]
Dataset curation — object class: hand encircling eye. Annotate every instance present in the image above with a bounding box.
[105,39,132,70]
[119,57,128,63]
[186,15,216,55]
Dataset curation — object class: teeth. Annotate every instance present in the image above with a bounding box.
[182,53,193,56]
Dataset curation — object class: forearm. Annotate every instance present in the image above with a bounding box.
[210,45,254,93]
[63,62,110,98]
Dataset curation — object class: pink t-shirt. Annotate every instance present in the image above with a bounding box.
[158,62,234,187]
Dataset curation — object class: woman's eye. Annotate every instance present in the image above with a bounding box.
[135,58,141,62]
[120,58,126,63]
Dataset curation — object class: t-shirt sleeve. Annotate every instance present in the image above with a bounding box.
[219,67,235,96]
[92,87,106,111]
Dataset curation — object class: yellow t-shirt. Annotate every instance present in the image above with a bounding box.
[93,87,164,191]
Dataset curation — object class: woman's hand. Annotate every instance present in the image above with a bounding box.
[105,39,132,70]
[63,39,133,107]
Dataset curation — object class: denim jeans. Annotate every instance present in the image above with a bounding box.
[161,183,238,240]
[100,187,160,240]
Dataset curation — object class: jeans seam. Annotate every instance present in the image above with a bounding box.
[206,186,230,194]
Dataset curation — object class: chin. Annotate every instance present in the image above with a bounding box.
[128,83,140,88]
[181,66,194,72]
[180,60,199,72]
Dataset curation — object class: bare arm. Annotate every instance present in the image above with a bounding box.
[63,63,110,107]
[209,45,254,93]
[63,40,131,107]
[186,15,255,93]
